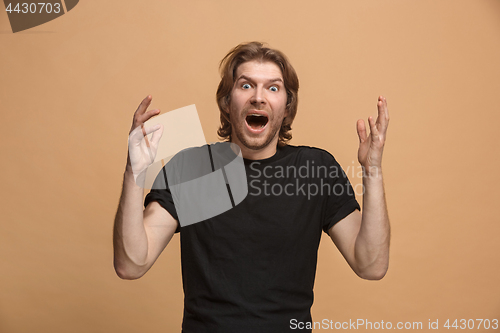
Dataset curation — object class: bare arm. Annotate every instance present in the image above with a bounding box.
[329,96,390,280]
[113,95,178,280]
[328,178,390,280]
[113,167,178,279]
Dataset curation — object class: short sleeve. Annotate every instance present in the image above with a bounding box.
[144,170,181,233]
[321,154,361,234]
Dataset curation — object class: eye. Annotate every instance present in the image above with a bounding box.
[242,83,251,89]
[269,86,278,92]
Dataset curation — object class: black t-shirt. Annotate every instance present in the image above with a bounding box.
[144,144,360,333]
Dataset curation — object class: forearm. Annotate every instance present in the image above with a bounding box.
[113,161,149,279]
[354,168,390,279]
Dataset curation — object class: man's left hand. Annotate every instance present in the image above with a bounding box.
[356,96,390,176]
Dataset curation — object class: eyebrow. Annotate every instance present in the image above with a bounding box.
[236,75,283,84]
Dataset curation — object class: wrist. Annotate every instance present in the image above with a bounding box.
[124,165,146,188]
[362,165,383,180]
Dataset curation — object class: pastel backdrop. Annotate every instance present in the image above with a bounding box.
[1,1,499,332]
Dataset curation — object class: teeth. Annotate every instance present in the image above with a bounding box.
[246,114,267,130]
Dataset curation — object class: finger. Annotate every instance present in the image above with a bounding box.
[356,119,368,143]
[150,124,164,147]
[377,96,389,132]
[140,108,161,123]
[135,95,152,116]
[141,123,162,137]
[129,115,160,136]
[368,116,379,139]
[375,97,383,124]
[135,97,161,124]
[383,96,389,127]
[140,124,156,163]
[131,95,154,130]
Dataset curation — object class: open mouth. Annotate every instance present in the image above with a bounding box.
[245,114,269,130]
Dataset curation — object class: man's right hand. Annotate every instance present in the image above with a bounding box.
[113,96,178,280]
[127,95,164,183]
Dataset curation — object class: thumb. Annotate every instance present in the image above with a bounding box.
[356,119,368,143]
[150,124,164,148]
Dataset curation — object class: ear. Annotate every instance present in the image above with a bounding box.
[224,95,231,114]
[285,92,293,117]
[221,106,231,123]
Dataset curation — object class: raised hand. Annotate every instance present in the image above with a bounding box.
[127,95,164,183]
[356,96,389,177]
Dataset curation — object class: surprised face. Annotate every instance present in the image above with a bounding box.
[227,60,289,154]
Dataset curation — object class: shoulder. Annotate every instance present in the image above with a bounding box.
[282,144,339,165]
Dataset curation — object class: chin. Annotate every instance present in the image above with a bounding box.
[232,119,281,151]
[238,134,276,151]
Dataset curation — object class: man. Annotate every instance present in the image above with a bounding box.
[113,41,390,332]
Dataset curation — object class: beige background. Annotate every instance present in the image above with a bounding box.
[1,0,500,332]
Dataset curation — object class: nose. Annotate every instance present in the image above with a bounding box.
[250,86,265,105]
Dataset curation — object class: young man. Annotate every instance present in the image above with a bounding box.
[113,42,390,332]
